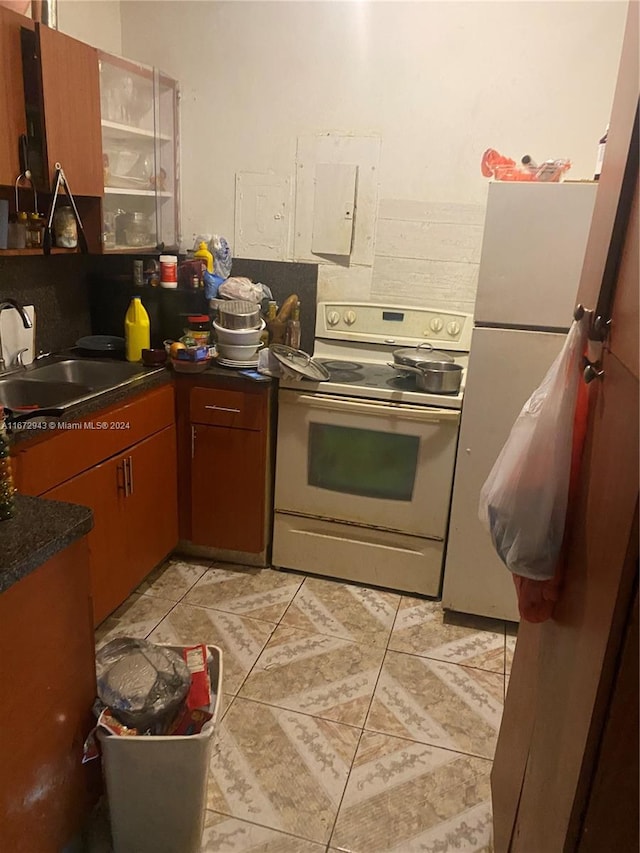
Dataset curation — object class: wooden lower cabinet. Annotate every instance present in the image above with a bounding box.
[0,538,99,853]
[191,424,266,553]
[43,424,178,625]
[43,453,128,625]
[124,423,178,589]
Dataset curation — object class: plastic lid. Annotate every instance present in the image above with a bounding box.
[188,315,210,323]
[159,255,177,262]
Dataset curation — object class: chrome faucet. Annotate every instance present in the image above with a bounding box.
[0,300,34,373]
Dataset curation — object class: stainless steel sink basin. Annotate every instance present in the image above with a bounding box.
[26,359,148,388]
[0,359,158,413]
[0,378,93,410]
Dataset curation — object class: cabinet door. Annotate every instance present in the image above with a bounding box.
[0,8,31,186]
[125,424,178,588]
[36,24,103,195]
[43,454,129,626]
[191,424,265,553]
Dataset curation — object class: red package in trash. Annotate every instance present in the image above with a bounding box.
[82,728,100,763]
[182,645,211,710]
[97,708,139,737]
[166,705,213,736]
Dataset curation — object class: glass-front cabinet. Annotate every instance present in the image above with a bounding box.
[98,53,179,252]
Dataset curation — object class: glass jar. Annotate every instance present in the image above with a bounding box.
[53,206,78,248]
[122,212,152,248]
[26,213,45,249]
[185,314,211,347]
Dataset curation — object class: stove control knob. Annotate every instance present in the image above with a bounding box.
[327,310,340,327]
[447,320,461,337]
[344,310,357,326]
[430,317,444,333]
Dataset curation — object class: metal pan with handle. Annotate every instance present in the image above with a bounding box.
[389,360,463,394]
[3,405,64,433]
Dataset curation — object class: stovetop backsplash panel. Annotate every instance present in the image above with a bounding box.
[0,255,318,356]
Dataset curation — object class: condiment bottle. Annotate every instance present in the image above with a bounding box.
[262,300,277,346]
[286,301,301,350]
[186,314,211,347]
[124,296,150,362]
[194,241,214,273]
[0,415,16,521]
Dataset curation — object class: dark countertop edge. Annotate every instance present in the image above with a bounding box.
[9,367,172,444]
[0,494,93,594]
[10,363,275,445]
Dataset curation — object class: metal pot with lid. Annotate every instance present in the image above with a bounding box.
[392,342,454,368]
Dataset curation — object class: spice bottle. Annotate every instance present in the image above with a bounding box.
[159,255,178,289]
[0,415,16,521]
[286,301,301,350]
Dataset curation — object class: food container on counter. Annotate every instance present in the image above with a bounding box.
[185,315,211,347]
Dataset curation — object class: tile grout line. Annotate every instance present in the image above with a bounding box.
[203,807,332,850]
[326,595,402,850]
[140,557,216,641]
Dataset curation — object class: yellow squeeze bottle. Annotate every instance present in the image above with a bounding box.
[194,241,214,274]
[125,296,150,362]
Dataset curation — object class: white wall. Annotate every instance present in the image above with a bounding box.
[57,0,122,55]
[114,2,625,306]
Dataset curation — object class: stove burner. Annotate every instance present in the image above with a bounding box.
[387,374,417,390]
[322,360,363,372]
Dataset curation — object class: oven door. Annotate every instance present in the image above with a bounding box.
[275,389,460,539]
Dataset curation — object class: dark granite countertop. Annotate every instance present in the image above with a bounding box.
[9,365,173,445]
[9,360,274,446]
[0,494,93,594]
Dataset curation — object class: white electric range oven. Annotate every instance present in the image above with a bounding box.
[272,302,472,596]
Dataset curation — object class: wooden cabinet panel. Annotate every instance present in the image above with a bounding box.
[37,24,103,195]
[43,453,129,625]
[125,424,178,589]
[190,385,265,430]
[14,383,175,496]
[0,538,98,852]
[0,7,31,186]
[191,424,266,553]
[28,387,179,625]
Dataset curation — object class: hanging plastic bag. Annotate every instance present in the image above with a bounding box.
[478,316,588,581]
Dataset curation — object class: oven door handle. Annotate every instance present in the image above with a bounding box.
[287,392,460,423]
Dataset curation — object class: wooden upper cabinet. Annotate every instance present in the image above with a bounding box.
[0,7,32,185]
[22,23,103,196]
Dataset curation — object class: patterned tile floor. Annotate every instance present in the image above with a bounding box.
[94,557,518,852]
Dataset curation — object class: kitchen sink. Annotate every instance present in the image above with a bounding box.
[26,359,148,387]
[0,359,159,413]
[0,378,93,410]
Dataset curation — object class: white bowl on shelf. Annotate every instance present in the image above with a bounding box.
[212,318,264,347]
[216,342,262,361]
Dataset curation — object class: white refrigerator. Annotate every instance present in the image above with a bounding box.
[442,181,598,622]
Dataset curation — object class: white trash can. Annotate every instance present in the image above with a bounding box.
[97,645,222,853]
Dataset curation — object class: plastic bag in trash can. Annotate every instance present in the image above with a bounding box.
[96,638,191,733]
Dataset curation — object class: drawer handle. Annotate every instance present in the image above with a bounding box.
[204,405,241,414]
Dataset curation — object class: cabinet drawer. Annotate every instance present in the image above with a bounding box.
[15,383,175,496]
[190,386,265,430]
